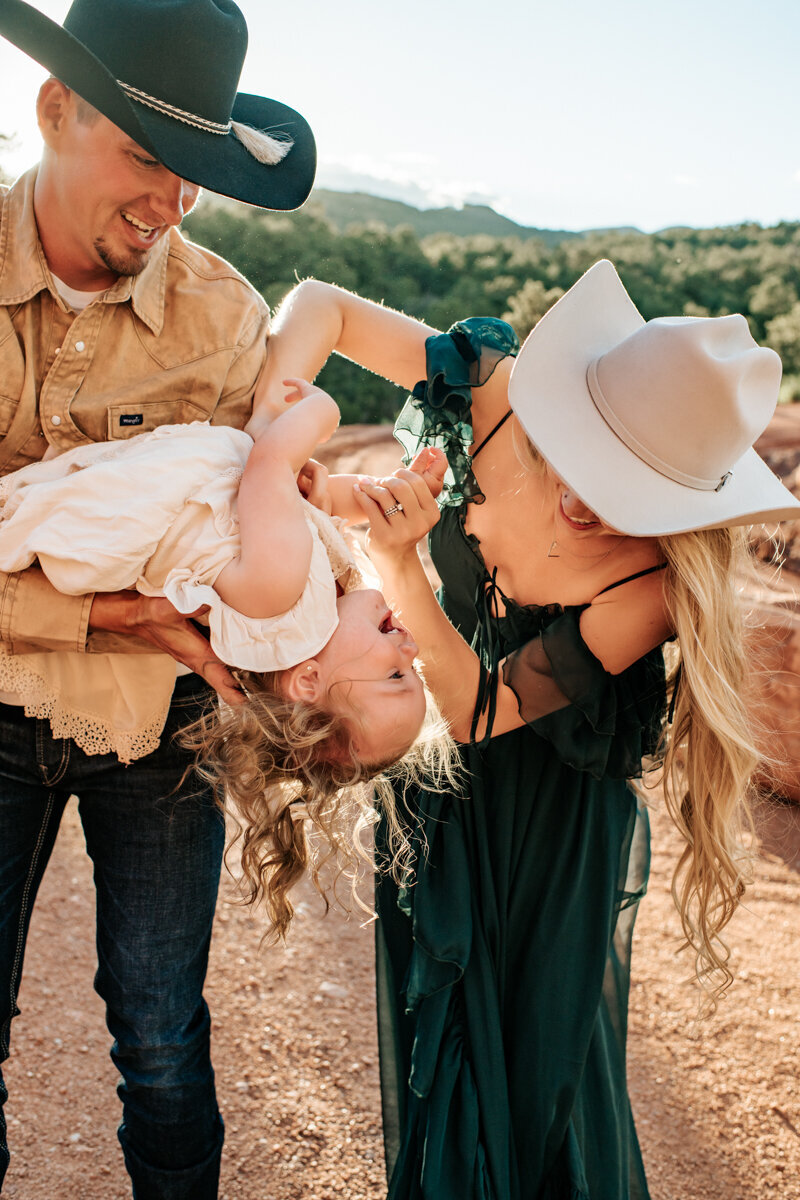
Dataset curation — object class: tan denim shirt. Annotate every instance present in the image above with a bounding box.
[0,167,269,654]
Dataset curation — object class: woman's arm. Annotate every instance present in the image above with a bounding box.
[214,383,340,619]
[353,468,526,741]
[250,279,531,443]
[357,470,672,742]
[250,278,515,452]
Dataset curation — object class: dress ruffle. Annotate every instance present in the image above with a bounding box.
[394,318,519,506]
[160,510,344,672]
[0,643,176,764]
[504,607,666,780]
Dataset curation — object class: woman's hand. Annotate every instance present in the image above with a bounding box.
[353,467,441,566]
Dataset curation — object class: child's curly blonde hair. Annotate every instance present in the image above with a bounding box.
[181,667,458,940]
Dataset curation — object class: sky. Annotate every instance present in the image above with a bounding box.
[0,0,798,234]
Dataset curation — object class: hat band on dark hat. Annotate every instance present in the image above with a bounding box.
[0,0,317,209]
[117,78,294,166]
[117,80,232,135]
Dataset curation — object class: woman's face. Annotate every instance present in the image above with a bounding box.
[545,465,623,545]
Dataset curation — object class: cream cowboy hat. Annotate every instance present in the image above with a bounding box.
[508,259,800,536]
[0,0,316,210]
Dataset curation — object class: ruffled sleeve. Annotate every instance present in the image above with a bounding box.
[503,608,667,780]
[161,506,353,673]
[393,318,519,506]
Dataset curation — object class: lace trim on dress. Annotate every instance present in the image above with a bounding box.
[393,318,519,506]
[306,505,363,592]
[0,645,172,764]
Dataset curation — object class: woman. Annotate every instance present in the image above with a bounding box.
[259,260,800,1199]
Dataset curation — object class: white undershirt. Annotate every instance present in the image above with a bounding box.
[50,272,107,312]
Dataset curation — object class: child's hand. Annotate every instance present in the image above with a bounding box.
[281,378,341,445]
[282,377,327,406]
[247,361,300,438]
[247,376,338,441]
[405,447,447,499]
[353,467,440,564]
[297,458,332,515]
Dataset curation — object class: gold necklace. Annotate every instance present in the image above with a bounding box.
[546,514,626,567]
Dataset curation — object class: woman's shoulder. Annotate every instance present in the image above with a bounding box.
[581,556,673,675]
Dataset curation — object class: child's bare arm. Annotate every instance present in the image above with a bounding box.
[214,383,339,619]
[250,281,437,428]
[324,449,448,526]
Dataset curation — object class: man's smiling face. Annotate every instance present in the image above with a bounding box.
[34,81,200,289]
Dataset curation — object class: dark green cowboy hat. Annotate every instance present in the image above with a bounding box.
[0,0,316,210]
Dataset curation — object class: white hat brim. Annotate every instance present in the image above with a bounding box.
[508,260,800,536]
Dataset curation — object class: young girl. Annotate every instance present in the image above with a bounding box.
[255,261,800,1199]
[0,381,449,934]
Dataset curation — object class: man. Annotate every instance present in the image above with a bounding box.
[0,0,316,1194]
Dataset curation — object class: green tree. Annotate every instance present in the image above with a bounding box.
[502,279,564,340]
[766,303,800,375]
[180,195,800,423]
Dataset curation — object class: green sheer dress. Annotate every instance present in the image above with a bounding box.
[375,320,667,1200]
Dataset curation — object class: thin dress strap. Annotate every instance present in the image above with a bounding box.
[595,562,667,596]
[471,410,512,459]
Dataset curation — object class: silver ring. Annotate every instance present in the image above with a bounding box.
[383,503,404,517]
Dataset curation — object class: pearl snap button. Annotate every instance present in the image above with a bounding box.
[51,414,62,426]
[75,340,85,352]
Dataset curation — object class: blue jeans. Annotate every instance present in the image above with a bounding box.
[0,675,225,1199]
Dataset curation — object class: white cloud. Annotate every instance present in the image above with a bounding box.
[316,155,498,212]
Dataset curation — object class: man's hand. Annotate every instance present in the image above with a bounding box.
[89,592,245,706]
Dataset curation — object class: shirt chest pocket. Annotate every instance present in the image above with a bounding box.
[106,397,211,440]
[0,394,20,439]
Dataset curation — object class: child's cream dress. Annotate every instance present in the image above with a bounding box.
[0,423,360,763]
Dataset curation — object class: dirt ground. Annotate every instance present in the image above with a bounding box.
[3,423,800,1199]
[3,791,799,1200]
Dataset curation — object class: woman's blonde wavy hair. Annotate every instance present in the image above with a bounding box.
[513,422,768,1009]
[181,667,458,942]
[656,526,767,1010]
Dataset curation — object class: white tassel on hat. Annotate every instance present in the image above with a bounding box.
[231,122,293,164]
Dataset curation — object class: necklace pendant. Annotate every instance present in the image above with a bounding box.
[547,540,560,558]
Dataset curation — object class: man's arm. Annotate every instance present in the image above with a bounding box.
[0,566,93,654]
[0,565,244,700]
[89,592,244,704]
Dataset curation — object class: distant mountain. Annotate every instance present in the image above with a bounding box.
[305,190,638,246]
[198,187,642,244]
